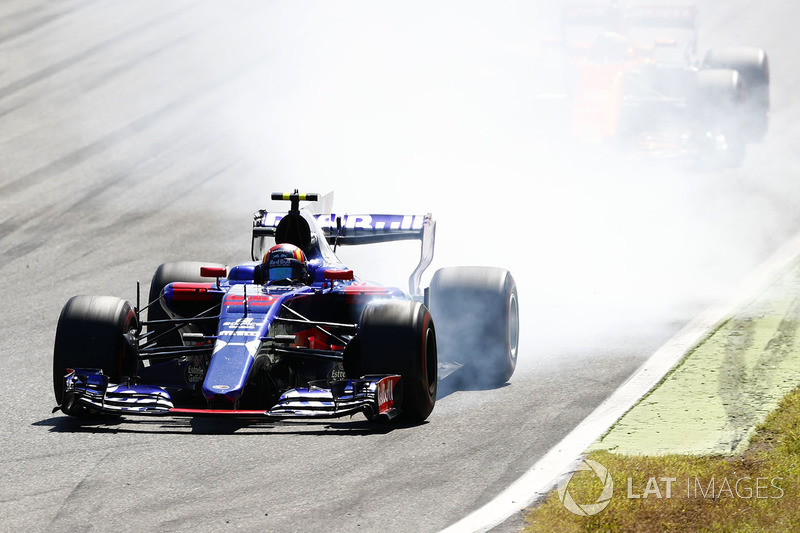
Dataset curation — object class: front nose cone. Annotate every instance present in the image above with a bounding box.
[207,391,238,410]
[202,342,256,409]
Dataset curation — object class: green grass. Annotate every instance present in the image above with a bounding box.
[524,385,800,532]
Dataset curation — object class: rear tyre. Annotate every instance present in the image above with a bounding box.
[694,68,747,167]
[703,47,770,142]
[147,261,225,347]
[53,295,138,404]
[429,267,519,387]
[357,300,437,422]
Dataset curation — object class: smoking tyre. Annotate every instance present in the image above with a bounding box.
[429,266,519,387]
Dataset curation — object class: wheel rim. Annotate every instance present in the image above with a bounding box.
[507,292,519,364]
[425,326,437,397]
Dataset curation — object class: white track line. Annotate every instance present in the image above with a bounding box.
[441,230,800,533]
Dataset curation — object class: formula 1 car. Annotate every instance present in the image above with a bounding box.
[52,191,519,423]
[538,3,770,167]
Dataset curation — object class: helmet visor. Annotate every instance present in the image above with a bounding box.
[268,266,294,282]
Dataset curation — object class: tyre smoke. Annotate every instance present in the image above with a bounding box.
[198,1,794,386]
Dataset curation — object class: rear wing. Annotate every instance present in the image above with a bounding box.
[329,214,430,245]
[252,210,436,297]
[253,212,432,246]
[562,3,698,54]
[563,4,696,29]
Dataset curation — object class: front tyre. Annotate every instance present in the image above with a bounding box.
[357,300,437,422]
[429,267,519,387]
[53,295,139,404]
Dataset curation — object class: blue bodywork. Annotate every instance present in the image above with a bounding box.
[58,201,435,421]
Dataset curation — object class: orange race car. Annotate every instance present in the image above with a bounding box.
[540,3,769,168]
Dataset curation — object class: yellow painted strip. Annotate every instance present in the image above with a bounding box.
[590,260,800,456]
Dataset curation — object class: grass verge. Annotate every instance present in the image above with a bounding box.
[524,384,800,532]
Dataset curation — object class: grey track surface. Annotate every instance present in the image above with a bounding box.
[1,1,799,531]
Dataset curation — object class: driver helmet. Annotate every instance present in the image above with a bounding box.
[262,243,310,285]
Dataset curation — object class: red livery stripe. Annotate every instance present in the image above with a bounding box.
[171,283,215,301]
[169,408,267,416]
[224,295,279,307]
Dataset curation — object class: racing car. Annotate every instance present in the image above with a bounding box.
[538,3,770,167]
[52,191,519,423]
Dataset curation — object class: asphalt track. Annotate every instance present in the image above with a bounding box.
[1,1,799,532]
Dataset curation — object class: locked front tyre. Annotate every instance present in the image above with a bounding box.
[53,296,139,412]
[429,267,519,387]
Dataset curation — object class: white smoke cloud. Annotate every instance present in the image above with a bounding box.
[188,1,790,378]
[72,0,793,380]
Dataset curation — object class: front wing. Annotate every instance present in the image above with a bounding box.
[58,369,403,421]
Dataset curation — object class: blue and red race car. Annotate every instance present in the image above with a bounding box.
[53,191,519,423]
